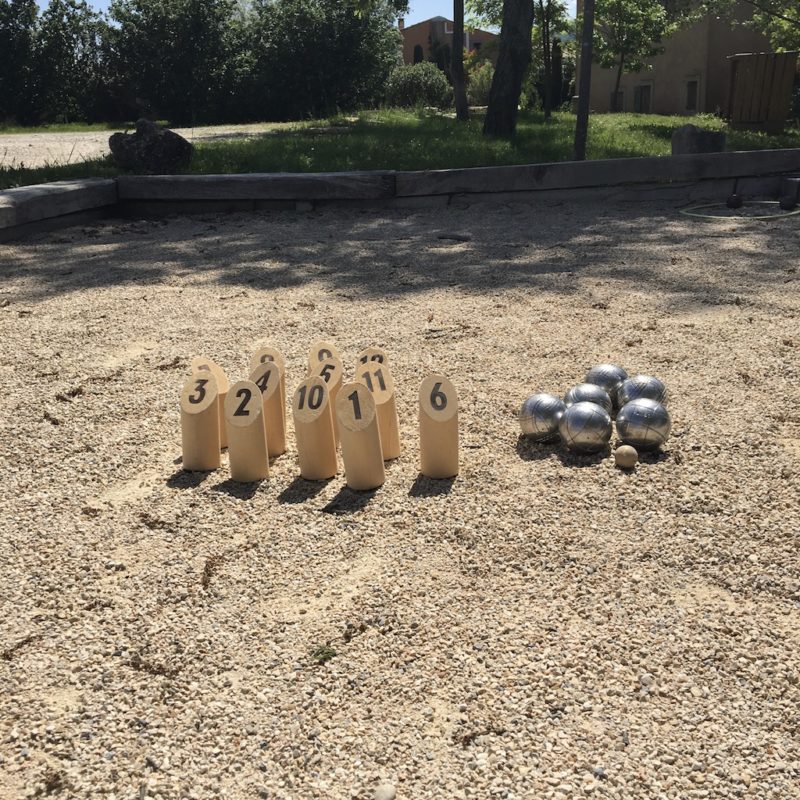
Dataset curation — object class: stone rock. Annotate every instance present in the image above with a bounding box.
[109,119,193,174]
[374,784,397,800]
[671,124,726,155]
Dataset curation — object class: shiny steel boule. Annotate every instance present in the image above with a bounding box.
[617,374,668,406]
[564,383,613,415]
[558,401,612,453]
[584,364,628,405]
[519,393,566,441]
[616,398,672,450]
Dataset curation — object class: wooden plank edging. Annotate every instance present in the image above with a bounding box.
[0,179,117,229]
[116,172,396,201]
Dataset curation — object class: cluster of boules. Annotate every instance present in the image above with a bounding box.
[518,363,672,468]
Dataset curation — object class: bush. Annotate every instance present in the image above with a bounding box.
[386,62,452,109]
[467,61,494,106]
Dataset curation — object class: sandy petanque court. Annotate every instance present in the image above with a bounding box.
[0,199,798,799]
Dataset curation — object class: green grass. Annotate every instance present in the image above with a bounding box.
[1,109,798,190]
[0,120,165,134]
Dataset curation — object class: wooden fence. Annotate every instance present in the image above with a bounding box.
[727,51,798,134]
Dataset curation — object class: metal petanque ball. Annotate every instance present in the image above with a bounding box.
[617,374,668,406]
[584,364,628,406]
[616,398,672,451]
[519,393,567,441]
[558,401,612,454]
[564,383,613,415]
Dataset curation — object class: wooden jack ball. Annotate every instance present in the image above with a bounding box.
[180,372,221,471]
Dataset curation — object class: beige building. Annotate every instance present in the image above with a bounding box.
[578,2,772,115]
[399,16,498,67]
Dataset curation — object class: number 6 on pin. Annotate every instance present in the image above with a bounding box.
[419,374,459,479]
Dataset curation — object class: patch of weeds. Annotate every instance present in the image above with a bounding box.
[310,644,337,665]
[201,555,224,590]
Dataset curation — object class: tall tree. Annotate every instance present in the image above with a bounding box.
[703,0,800,50]
[108,0,239,124]
[0,0,38,123]
[34,0,105,123]
[593,0,669,111]
[572,0,595,159]
[483,0,534,137]
[453,0,469,120]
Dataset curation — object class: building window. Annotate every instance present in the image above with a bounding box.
[413,44,423,64]
[686,79,698,111]
[444,21,453,34]
[634,83,652,113]
[610,90,625,112]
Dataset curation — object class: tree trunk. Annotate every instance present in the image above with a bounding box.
[612,52,625,112]
[541,1,552,120]
[483,0,535,138]
[572,0,595,160]
[453,0,469,121]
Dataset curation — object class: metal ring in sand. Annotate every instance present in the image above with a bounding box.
[679,200,800,221]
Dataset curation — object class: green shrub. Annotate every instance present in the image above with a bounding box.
[386,62,452,109]
[467,61,494,106]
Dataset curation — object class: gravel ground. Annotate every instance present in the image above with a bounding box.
[0,124,282,168]
[1,200,798,800]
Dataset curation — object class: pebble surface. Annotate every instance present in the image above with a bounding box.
[0,201,798,798]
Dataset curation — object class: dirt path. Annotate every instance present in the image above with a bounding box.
[0,123,282,168]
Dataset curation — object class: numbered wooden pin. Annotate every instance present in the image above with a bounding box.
[249,360,286,457]
[419,374,459,479]
[307,340,341,373]
[292,376,338,481]
[336,382,385,491]
[357,362,401,461]
[180,373,221,471]
[355,346,389,372]
[224,380,269,482]
[191,356,230,449]
[314,356,344,447]
[249,345,287,430]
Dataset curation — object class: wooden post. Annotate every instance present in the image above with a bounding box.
[249,345,287,430]
[419,374,459,478]
[355,346,389,372]
[312,356,344,447]
[336,382,385,491]
[224,380,270,482]
[191,356,230,449]
[249,360,286,457]
[180,372,221,471]
[357,362,401,461]
[307,340,341,373]
[292,376,338,480]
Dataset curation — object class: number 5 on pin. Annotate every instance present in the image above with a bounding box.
[419,374,459,479]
